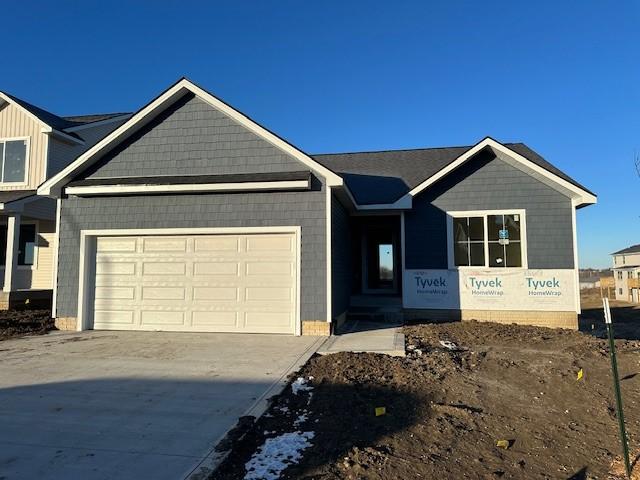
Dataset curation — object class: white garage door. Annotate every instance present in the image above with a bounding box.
[92,232,298,334]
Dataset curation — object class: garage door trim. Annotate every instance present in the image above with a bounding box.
[76,226,302,335]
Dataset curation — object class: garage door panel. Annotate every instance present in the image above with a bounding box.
[142,262,187,275]
[141,310,185,326]
[192,311,238,327]
[245,287,292,301]
[95,286,136,300]
[143,237,187,252]
[94,310,134,326]
[92,232,297,334]
[245,261,293,276]
[97,237,137,252]
[194,236,239,252]
[193,262,239,276]
[96,262,136,276]
[142,286,186,301]
[246,235,292,253]
[193,287,238,301]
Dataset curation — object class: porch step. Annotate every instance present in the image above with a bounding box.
[346,307,405,325]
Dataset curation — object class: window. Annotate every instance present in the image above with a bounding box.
[0,224,36,267]
[619,288,623,295]
[618,271,623,280]
[629,271,634,279]
[450,211,524,268]
[0,138,28,183]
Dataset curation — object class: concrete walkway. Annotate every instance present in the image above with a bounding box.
[317,320,406,356]
[0,330,324,480]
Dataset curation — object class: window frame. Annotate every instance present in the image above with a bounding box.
[0,219,39,270]
[0,136,30,185]
[446,209,528,269]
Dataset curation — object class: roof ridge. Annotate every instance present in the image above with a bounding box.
[312,144,474,157]
[62,112,130,120]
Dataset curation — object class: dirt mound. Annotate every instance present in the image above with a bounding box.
[0,310,54,341]
[213,321,640,479]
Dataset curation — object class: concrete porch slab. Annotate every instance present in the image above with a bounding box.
[317,320,406,357]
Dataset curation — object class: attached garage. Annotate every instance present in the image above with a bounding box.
[79,229,300,334]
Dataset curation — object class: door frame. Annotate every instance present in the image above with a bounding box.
[76,226,302,334]
[360,226,400,295]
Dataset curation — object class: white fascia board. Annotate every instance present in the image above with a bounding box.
[64,179,310,196]
[402,137,596,207]
[39,79,343,196]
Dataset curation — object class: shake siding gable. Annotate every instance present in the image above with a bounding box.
[82,93,306,179]
[404,151,575,270]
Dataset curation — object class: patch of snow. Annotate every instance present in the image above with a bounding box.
[244,431,315,480]
[293,413,308,427]
[291,377,313,395]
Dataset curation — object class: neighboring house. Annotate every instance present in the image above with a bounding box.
[38,78,596,334]
[0,92,130,308]
[611,245,640,303]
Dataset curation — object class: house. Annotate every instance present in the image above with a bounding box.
[0,92,130,308]
[611,245,640,302]
[38,78,596,334]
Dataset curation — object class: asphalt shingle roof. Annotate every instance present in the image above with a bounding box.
[612,244,640,255]
[313,142,593,205]
[3,92,129,133]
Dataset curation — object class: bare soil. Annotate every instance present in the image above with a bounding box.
[214,293,640,479]
[0,309,54,341]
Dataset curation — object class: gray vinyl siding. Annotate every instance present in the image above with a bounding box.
[405,152,574,270]
[56,189,326,320]
[47,119,129,178]
[83,93,304,179]
[331,194,351,318]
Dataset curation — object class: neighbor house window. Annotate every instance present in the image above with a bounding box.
[451,212,524,268]
[629,271,634,279]
[0,138,28,183]
[0,224,36,266]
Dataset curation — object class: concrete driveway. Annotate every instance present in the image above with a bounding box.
[0,330,323,480]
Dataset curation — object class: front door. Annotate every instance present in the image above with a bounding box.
[362,227,398,294]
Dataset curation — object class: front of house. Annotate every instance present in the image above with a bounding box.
[0,92,129,308]
[39,79,596,335]
[611,245,640,303]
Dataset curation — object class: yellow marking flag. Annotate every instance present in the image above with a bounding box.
[375,407,386,417]
[577,369,584,381]
[496,439,510,449]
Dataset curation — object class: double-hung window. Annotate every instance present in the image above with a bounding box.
[450,211,526,268]
[0,138,28,183]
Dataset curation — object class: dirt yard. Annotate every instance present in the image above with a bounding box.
[0,309,54,341]
[213,293,640,479]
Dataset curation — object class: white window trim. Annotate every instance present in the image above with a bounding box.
[0,136,30,186]
[0,219,39,270]
[76,226,302,334]
[446,209,528,269]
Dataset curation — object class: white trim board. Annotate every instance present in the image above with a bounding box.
[64,179,310,196]
[75,226,303,335]
[39,78,344,196]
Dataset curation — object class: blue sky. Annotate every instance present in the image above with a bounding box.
[1,1,638,268]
